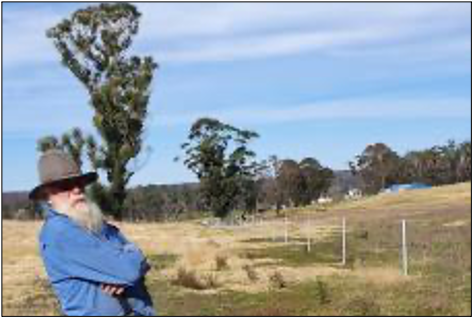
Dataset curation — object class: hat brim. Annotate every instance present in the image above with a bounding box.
[29,172,98,201]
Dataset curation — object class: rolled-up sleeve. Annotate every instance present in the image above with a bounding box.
[43,222,148,287]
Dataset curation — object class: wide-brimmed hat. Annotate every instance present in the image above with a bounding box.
[29,149,98,200]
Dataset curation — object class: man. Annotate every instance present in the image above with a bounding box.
[30,149,156,316]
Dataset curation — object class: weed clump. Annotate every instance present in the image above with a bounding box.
[270,271,288,289]
[172,267,220,290]
[215,255,229,271]
[243,264,259,282]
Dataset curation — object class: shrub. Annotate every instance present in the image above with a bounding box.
[270,271,287,289]
[172,267,220,290]
[215,255,229,271]
[243,264,259,282]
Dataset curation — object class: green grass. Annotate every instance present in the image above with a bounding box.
[147,271,470,316]
[150,264,470,316]
[242,240,346,267]
[149,204,470,316]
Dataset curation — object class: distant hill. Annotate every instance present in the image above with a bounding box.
[2,172,360,219]
[2,191,29,209]
[2,191,32,219]
[1,184,200,208]
[1,183,202,220]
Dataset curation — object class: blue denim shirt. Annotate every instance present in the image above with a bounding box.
[38,207,156,316]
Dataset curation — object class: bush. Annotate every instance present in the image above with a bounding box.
[270,271,287,289]
[215,255,229,271]
[243,264,259,282]
[172,267,207,290]
[172,267,220,290]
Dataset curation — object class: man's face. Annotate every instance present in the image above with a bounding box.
[45,179,104,233]
[46,179,87,211]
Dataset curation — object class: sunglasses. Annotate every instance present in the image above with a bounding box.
[51,179,88,193]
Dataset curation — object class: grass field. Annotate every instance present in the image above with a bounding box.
[2,183,471,316]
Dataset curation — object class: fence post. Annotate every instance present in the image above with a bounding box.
[342,217,346,266]
[402,219,408,276]
[306,218,311,253]
[272,220,277,241]
[284,215,289,244]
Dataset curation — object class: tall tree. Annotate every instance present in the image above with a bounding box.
[299,157,334,204]
[458,141,471,182]
[45,3,157,220]
[277,160,305,207]
[438,140,462,184]
[254,156,283,213]
[180,118,259,219]
[350,143,400,194]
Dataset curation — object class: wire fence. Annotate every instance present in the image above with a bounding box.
[205,212,470,277]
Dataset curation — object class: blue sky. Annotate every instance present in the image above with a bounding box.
[2,2,471,192]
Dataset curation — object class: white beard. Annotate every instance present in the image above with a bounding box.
[55,199,105,234]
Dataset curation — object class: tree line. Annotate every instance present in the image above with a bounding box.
[350,140,471,194]
[4,136,469,221]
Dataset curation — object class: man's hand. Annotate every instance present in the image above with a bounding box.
[101,284,125,297]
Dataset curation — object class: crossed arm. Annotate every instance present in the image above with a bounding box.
[44,222,150,296]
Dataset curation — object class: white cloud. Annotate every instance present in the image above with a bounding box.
[153,96,472,127]
[5,93,469,137]
[136,3,468,40]
[134,2,471,63]
[3,3,470,67]
[154,27,389,63]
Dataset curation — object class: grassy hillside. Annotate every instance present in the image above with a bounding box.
[2,183,470,316]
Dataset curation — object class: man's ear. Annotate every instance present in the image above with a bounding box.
[40,186,55,203]
[36,190,48,202]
